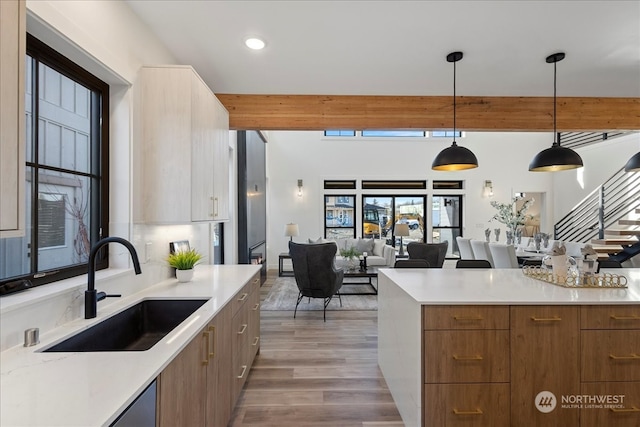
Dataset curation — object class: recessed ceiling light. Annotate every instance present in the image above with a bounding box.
[245,37,266,50]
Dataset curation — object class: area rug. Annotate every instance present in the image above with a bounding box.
[261,276,377,311]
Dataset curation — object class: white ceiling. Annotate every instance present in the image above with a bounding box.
[125,0,640,98]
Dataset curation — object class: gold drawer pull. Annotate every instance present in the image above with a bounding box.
[610,314,640,320]
[531,316,562,322]
[610,406,640,413]
[609,353,640,360]
[253,303,260,311]
[238,293,248,302]
[453,355,483,361]
[253,278,259,284]
[202,332,210,365]
[237,365,248,379]
[238,324,248,335]
[453,316,483,321]
[453,408,483,415]
[252,336,260,346]
[208,326,216,358]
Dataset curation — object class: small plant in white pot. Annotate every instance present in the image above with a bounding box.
[167,248,203,282]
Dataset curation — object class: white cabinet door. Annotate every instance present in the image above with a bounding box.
[211,98,229,221]
[0,0,25,236]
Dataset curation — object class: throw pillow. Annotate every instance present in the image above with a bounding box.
[356,238,374,255]
[373,239,386,257]
[308,237,329,244]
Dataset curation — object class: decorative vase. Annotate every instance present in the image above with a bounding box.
[176,268,194,282]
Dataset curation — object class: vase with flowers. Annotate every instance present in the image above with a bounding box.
[340,246,361,271]
[489,195,535,244]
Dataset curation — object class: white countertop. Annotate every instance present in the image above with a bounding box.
[378,267,640,305]
[0,265,260,427]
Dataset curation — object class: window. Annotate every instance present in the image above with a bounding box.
[361,130,425,137]
[324,180,357,190]
[325,195,356,238]
[0,35,109,287]
[432,195,462,258]
[324,130,355,137]
[362,195,426,246]
[431,131,462,138]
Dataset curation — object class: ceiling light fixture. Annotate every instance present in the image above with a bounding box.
[245,37,265,50]
[624,152,640,172]
[432,51,478,171]
[529,53,583,172]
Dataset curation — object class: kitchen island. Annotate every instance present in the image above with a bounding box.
[378,267,640,427]
[0,264,260,427]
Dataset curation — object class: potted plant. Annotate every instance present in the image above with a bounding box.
[489,195,535,243]
[167,248,204,282]
[340,246,361,270]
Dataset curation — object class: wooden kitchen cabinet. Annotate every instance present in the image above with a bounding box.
[157,273,260,427]
[0,0,25,236]
[134,65,229,224]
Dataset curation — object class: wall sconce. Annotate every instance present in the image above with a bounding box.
[297,179,303,197]
[483,180,494,198]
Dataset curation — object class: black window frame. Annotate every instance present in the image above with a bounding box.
[431,194,463,258]
[3,34,110,287]
[324,194,356,239]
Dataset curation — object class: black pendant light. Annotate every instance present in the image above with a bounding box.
[432,51,478,171]
[529,53,583,172]
[624,152,640,172]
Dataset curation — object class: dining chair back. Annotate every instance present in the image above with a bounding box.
[407,241,449,268]
[456,236,475,260]
[489,243,520,268]
[394,259,430,268]
[470,240,494,267]
[456,259,492,268]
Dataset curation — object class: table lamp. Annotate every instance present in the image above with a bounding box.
[284,223,299,242]
[394,223,410,257]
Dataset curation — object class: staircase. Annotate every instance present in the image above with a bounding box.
[554,168,640,261]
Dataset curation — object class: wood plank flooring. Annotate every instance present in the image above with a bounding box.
[229,270,404,427]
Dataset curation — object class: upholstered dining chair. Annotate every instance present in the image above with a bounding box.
[288,241,344,321]
[406,241,448,268]
[394,259,430,268]
[456,236,475,260]
[470,240,495,267]
[456,259,492,268]
[489,243,520,268]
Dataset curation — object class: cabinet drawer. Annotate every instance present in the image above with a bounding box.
[248,288,261,362]
[232,340,251,405]
[581,382,640,427]
[581,305,640,330]
[423,305,509,330]
[231,282,253,316]
[424,330,509,383]
[582,330,640,382]
[424,383,509,427]
[232,305,251,354]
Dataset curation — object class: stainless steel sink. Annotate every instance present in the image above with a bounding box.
[44,299,208,352]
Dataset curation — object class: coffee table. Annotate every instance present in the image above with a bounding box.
[340,267,379,295]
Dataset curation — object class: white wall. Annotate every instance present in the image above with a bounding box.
[264,131,639,270]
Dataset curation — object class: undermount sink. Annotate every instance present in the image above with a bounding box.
[44,299,209,352]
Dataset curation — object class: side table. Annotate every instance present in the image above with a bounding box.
[278,252,294,277]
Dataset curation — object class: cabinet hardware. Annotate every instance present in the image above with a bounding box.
[452,354,483,361]
[237,365,247,379]
[453,408,483,415]
[610,314,640,320]
[252,303,260,311]
[609,353,640,360]
[208,326,216,358]
[238,293,248,302]
[453,315,483,321]
[530,316,562,322]
[252,337,260,346]
[214,197,219,217]
[202,332,210,365]
[610,406,640,413]
[238,324,247,335]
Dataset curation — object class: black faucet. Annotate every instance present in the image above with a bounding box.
[85,237,142,319]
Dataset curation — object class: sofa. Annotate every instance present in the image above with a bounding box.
[308,237,395,268]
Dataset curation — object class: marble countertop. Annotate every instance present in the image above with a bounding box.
[0,265,260,427]
[379,267,640,305]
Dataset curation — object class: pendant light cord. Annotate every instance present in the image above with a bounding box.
[553,60,557,145]
[453,59,457,145]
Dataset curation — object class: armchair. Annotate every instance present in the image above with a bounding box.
[288,242,344,321]
[406,241,449,268]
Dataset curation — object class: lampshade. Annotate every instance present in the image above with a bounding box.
[529,52,583,172]
[624,152,640,172]
[284,223,299,237]
[394,223,410,237]
[432,51,478,171]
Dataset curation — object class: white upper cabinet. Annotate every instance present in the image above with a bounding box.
[134,65,229,224]
[0,0,25,236]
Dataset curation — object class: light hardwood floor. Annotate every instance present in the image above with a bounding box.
[228,270,404,427]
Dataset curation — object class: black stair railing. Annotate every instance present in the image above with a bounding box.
[555,166,640,243]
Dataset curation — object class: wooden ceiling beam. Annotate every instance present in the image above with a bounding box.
[216,94,640,131]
